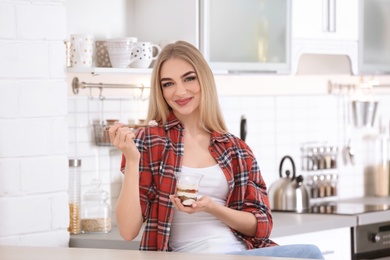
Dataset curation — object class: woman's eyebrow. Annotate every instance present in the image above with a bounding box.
[181,71,196,78]
[160,71,196,82]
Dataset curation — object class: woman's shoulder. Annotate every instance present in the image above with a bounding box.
[214,132,253,153]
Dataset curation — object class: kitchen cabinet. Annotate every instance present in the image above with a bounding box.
[272,227,351,260]
[66,0,290,75]
[291,0,358,74]
[292,0,357,41]
[65,0,198,75]
[358,0,390,74]
[200,0,291,73]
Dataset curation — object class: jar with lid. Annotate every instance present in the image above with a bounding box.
[362,122,389,197]
[81,179,112,233]
[68,159,82,234]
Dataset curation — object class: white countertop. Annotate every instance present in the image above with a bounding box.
[69,212,357,250]
[0,245,312,260]
[69,196,390,250]
[270,212,356,238]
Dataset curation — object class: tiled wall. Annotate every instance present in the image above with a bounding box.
[68,90,390,222]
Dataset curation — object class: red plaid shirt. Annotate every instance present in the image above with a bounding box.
[120,113,276,251]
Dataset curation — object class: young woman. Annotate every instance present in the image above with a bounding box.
[109,41,323,259]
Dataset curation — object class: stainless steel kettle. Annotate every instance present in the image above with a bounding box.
[268,155,310,213]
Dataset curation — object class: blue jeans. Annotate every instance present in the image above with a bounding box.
[228,244,325,259]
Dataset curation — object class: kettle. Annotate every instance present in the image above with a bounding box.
[268,155,310,213]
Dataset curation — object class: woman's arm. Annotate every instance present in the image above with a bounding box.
[115,160,144,241]
[170,195,257,236]
[109,124,144,241]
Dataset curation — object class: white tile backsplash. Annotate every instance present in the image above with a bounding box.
[68,91,390,215]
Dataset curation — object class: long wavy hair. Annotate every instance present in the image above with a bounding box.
[146,41,228,134]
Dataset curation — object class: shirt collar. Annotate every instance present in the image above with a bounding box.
[164,112,183,131]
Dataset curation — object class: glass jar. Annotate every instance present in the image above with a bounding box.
[363,126,389,197]
[81,179,112,233]
[68,159,82,234]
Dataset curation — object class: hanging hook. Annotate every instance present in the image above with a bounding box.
[98,86,105,100]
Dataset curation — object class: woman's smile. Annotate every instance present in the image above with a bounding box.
[175,97,193,106]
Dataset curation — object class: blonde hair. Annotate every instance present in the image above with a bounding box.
[147,41,228,134]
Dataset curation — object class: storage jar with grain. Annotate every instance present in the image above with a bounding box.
[81,179,111,233]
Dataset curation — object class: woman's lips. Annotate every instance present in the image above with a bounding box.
[175,97,192,106]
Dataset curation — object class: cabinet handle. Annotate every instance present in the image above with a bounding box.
[322,0,336,32]
[329,0,336,32]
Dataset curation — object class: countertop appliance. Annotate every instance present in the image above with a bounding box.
[276,197,390,260]
[268,156,310,213]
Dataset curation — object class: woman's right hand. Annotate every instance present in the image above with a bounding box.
[108,124,140,163]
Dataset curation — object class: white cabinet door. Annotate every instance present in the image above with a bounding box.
[291,0,359,75]
[359,0,390,74]
[132,0,199,48]
[272,227,351,260]
[200,0,291,73]
[292,0,358,41]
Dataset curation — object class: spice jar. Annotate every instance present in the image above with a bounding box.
[68,159,82,234]
[81,179,112,233]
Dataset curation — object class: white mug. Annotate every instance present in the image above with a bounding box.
[71,34,93,68]
[130,42,162,68]
[107,37,138,68]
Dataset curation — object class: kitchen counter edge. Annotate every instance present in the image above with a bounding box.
[69,212,357,250]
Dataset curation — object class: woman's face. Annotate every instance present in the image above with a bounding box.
[160,58,201,119]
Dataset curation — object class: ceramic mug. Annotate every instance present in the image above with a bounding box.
[95,41,112,67]
[107,37,138,68]
[71,34,93,68]
[130,42,162,68]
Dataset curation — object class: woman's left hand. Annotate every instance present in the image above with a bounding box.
[169,195,214,214]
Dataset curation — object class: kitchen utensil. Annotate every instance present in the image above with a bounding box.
[240,115,247,141]
[68,159,82,234]
[342,97,355,165]
[71,34,93,68]
[352,100,379,128]
[268,155,310,212]
[129,42,162,68]
[107,37,138,68]
[81,179,111,233]
[95,41,112,67]
[64,40,72,68]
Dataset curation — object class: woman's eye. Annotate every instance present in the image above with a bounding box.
[162,82,173,88]
[184,76,196,82]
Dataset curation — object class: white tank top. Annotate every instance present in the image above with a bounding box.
[169,164,247,254]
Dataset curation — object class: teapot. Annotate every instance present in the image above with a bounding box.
[268,155,310,213]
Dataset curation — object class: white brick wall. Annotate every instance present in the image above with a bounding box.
[0,1,69,247]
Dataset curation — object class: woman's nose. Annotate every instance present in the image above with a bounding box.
[175,82,187,96]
